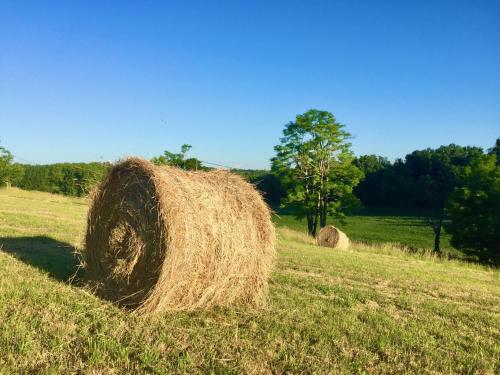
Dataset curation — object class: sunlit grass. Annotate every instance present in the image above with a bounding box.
[0,187,498,374]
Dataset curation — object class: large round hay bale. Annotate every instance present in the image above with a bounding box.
[84,157,275,314]
[317,225,350,250]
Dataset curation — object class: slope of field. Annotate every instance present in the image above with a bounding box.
[0,188,499,374]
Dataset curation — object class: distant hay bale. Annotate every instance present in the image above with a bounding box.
[317,225,350,250]
[84,158,275,314]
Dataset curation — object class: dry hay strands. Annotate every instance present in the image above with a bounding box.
[317,225,350,250]
[84,157,276,314]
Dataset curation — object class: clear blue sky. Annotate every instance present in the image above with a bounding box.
[1,1,499,169]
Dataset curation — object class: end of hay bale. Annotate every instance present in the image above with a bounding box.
[317,225,350,250]
[84,157,276,314]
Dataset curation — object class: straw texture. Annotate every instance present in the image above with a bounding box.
[317,225,350,250]
[84,158,275,314]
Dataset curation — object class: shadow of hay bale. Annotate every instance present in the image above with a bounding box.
[0,236,81,282]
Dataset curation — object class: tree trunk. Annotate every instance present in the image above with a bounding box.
[309,192,321,237]
[432,216,443,253]
[311,211,319,237]
[306,214,314,236]
[319,198,327,228]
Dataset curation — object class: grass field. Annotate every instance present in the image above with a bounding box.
[274,209,455,254]
[0,187,499,374]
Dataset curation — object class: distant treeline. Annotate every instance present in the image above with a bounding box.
[4,161,285,204]
[353,144,491,210]
[2,142,497,210]
[16,163,111,197]
[246,143,498,212]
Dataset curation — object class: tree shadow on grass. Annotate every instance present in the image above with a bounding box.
[0,236,83,283]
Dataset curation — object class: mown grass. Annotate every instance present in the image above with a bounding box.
[0,187,499,374]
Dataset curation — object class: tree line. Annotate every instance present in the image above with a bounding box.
[0,148,110,197]
[0,145,283,202]
[353,143,499,255]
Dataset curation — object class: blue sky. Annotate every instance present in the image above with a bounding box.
[1,1,499,169]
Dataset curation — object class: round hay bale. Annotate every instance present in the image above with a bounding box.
[84,157,275,314]
[317,225,350,250]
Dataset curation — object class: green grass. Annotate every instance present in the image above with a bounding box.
[0,187,499,374]
[274,208,458,255]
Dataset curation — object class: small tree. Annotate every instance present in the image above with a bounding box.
[152,144,203,170]
[272,109,362,236]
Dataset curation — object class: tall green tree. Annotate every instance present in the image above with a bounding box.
[152,144,203,170]
[445,153,499,263]
[272,109,362,236]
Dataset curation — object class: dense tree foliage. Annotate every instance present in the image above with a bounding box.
[354,154,390,175]
[353,155,396,207]
[272,109,362,236]
[354,144,488,252]
[18,163,110,196]
[445,153,499,262]
[405,145,484,251]
[355,146,483,209]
